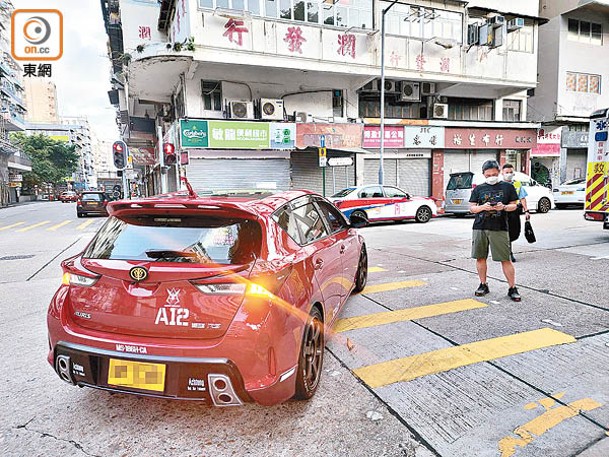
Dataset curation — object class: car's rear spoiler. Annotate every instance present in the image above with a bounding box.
[107,199,260,219]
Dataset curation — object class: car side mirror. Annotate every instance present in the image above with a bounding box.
[350,213,369,228]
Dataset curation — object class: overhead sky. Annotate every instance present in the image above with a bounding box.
[12,0,118,143]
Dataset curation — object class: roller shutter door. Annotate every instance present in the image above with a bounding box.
[291,152,355,195]
[364,159,430,195]
[186,158,290,193]
[397,158,430,196]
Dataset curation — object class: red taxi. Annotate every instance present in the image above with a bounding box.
[47,189,368,405]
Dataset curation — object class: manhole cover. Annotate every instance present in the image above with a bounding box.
[0,254,36,261]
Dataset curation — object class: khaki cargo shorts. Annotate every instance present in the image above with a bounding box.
[472,229,511,262]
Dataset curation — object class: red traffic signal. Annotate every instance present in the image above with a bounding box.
[163,142,176,166]
[113,140,127,169]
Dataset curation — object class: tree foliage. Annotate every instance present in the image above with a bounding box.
[11,133,80,188]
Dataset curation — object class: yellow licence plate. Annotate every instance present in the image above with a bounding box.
[108,359,166,392]
[561,191,574,195]
[452,199,463,204]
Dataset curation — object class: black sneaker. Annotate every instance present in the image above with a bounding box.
[508,287,521,302]
[475,283,489,296]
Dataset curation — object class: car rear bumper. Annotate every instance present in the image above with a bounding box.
[52,341,254,405]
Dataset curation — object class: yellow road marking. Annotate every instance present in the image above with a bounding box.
[368,266,387,273]
[362,280,426,295]
[16,221,51,232]
[499,395,602,457]
[47,220,72,231]
[76,219,95,230]
[0,221,25,231]
[353,328,576,389]
[335,299,487,333]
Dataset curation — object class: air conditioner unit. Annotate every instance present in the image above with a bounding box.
[432,103,449,119]
[489,15,505,27]
[383,80,397,93]
[468,23,480,46]
[508,18,525,32]
[229,100,254,120]
[295,111,312,123]
[421,82,436,96]
[399,82,420,102]
[258,98,284,121]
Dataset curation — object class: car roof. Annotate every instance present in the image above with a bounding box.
[107,189,317,218]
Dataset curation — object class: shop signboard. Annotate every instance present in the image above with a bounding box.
[180,119,209,148]
[296,124,363,149]
[404,126,445,149]
[531,128,561,157]
[270,123,296,149]
[445,128,537,149]
[363,126,404,148]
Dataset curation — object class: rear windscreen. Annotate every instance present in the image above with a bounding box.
[83,215,262,264]
[82,193,104,201]
[447,174,473,191]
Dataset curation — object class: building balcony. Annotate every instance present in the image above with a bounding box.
[8,151,32,172]
[1,109,26,131]
[0,137,19,157]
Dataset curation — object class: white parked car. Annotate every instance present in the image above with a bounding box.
[445,171,555,215]
[332,185,438,224]
[553,178,585,208]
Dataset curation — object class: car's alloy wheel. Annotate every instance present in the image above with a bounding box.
[538,197,551,213]
[350,210,367,225]
[293,308,324,400]
[415,206,432,223]
[353,245,368,293]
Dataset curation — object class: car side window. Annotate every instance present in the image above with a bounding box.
[315,201,348,234]
[274,206,302,245]
[384,186,407,198]
[359,186,383,198]
[291,203,329,244]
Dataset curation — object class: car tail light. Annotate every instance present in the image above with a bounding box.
[102,199,109,206]
[76,199,82,206]
[472,184,477,189]
[194,283,247,295]
[62,272,99,287]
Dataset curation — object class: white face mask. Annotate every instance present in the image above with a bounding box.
[503,172,514,181]
[485,176,499,185]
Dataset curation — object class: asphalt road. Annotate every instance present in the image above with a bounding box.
[1,201,609,457]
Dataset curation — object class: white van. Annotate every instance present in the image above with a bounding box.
[445,171,555,216]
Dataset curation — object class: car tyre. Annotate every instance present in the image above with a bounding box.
[538,197,551,213]
[350,210,367,225]
[353,244,368,293]
[293,307,324,401]
[415,206,432,223]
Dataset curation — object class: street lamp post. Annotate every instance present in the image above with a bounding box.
[379,0,400,185]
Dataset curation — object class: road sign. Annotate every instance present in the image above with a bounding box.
[318,147,327,167]
[328,157,353,167]
[320,134,326,148]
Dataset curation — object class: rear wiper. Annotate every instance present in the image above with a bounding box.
[145,250,200,261]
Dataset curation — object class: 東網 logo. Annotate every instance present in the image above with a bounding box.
[11,9,63,61]
[129,266,149,282]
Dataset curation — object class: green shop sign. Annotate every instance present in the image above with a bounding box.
[180,119,209,148]
[207,121,270,149]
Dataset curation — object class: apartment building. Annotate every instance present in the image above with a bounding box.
[529,0,609,187]
[103,0,544,198]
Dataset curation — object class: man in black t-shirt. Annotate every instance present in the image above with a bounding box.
[469,160,521,302]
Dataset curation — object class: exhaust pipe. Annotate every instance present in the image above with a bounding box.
[208,374,242,406]
[56,355,75,384]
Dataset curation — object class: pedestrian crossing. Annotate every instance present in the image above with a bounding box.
[340,274,578,390]
[0,218,103,233]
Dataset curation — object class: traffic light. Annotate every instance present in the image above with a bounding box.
[163,143,176,166]
[113,140,127,170]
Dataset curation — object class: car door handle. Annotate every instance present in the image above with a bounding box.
[340,245,346,254]
[314,259,324,270]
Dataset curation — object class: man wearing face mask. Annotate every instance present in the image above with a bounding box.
[469,160,521,302]
[502,163,530,262]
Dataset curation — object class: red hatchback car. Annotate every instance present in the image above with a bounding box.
[47,190,368,406]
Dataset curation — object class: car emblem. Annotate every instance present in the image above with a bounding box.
[129,266,148,282]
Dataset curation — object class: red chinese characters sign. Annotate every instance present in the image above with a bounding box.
[363,126,404,148]
[445,129,537,150]
[531,128,561,157]
[296,124,363,149]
